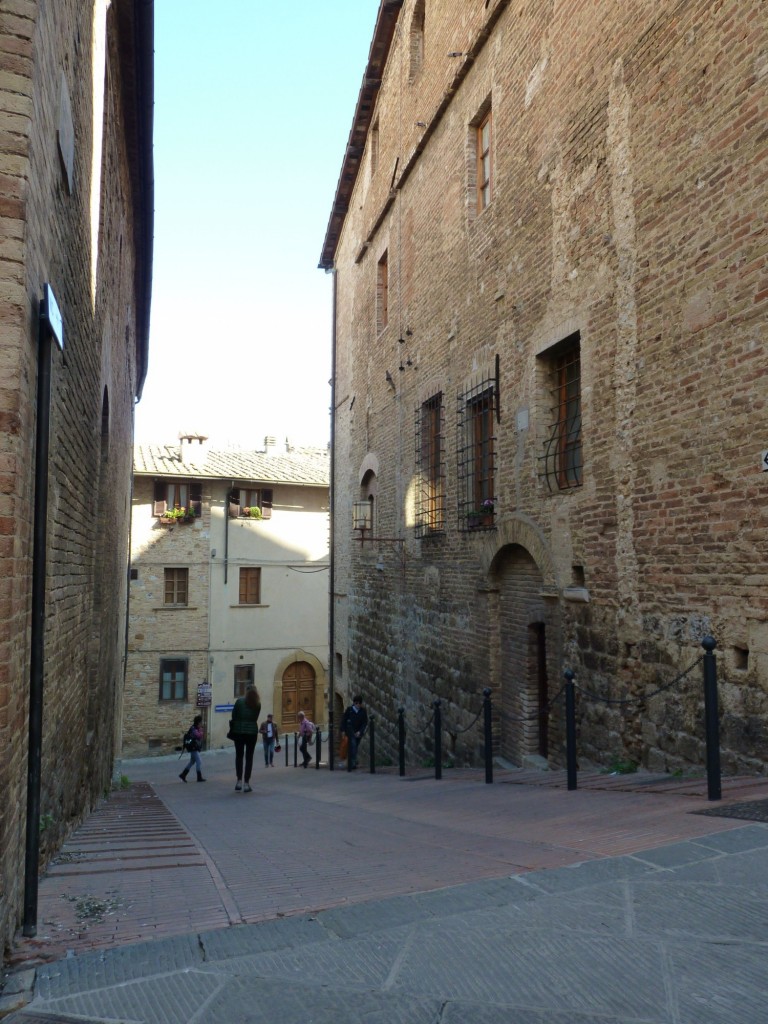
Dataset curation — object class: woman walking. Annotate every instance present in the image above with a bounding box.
[179,714,206,782]
[230,685,261,792]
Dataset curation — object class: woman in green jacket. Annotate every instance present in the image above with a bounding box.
[230,684,261,792]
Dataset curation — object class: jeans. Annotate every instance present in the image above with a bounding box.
[349,733,361,768]
[262,737,275,765]
[184,750,202,774]
[234,735,258,782]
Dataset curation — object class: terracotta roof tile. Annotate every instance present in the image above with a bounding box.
[134,443,329,486]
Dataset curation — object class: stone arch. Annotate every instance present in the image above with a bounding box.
[272,650,327,731]
[358,452,380,484]
[480,513,560,594]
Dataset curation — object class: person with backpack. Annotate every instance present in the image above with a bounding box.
[179,714,206,782]
[229,684,261,792]
[297,710,315,768]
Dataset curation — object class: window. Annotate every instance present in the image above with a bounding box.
[234,664,254,697]
[476,109,492,211]
[164,568,188,606]
[415,393,445,536]
[159,658,187,701]
[409,0,425,81]
[540,332,582,490]
[239,567,262,605]
[228,487,273,519]
[377,250,389,332]
[457,377,496,529]
[153,479,202,518]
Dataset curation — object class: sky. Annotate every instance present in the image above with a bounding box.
[134,1,380,449]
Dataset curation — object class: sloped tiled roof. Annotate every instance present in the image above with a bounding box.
[134,443,329,487]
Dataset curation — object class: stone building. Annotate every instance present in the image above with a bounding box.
[0,1,153,950]
[321,0,767,773]
[126,435,330,756]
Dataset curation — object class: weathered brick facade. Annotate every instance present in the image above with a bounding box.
[323,0,767,773]
[0,0,152,953]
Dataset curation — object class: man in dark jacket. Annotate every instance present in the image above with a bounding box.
[341,695,368,769]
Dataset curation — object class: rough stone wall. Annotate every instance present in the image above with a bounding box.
[330,0,767,773]
[0,0,145,952]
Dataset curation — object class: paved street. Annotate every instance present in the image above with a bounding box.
[3,749,768,1023]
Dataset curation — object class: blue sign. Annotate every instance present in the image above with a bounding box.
[215,704,234,713]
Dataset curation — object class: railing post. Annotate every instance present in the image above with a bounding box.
[564,670,577,791]
[398,707,405,777]
[369,716,375,774]
[328,708,335,772]
[315,727,322,769]
[702,636,721,801]
[285,737,288,767]
[293,731,298,768]
[434,699,442,780]
[483,687,493,784]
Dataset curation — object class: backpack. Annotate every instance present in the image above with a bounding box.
[183,726,198,752]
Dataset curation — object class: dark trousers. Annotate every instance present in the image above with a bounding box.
[300,734,312,766]
[234,735,258,782]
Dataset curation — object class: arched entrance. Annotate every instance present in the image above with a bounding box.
[281,661,316,729]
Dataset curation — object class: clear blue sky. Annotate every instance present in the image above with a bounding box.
[134,1,379,448]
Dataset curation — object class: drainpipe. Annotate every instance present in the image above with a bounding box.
[23,288,59,936]
[328,268,337,770]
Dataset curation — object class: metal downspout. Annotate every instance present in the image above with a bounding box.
[328,268,337,770]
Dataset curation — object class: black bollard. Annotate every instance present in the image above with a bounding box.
[285,736,288,767]
[434,700,442,780]
[483,688,493,784]
[564,670,577,791]
[315,728,322,770]
[369,716,375,774]
[293,731,298,768]
[702,636,722,801]
[329,708,335,772]
[398,707,405,777]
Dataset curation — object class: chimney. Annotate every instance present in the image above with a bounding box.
[264,435,278,455]
[179,432,209,466]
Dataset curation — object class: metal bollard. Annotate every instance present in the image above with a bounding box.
[564,670,577,791]
[315,728,322,769]
[434,699,442,780]
[285,736,289,767]
[483,688,493,784]
[328,708,335,772]
[293,732,298,768]
[369,716,375,774]
[398,707,405,777]
[702,636,721,801]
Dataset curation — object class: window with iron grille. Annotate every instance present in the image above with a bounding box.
[164,567,188,606]
[234,664,254,698]
[457,378,496,529]
[540,332,582,490]
[415,393,445,537]
[239,567,262,605]
[159,658,187,702]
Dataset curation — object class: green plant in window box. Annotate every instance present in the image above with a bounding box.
[161,506,195,523]
[242,506,262,519]
[466,499,495,527]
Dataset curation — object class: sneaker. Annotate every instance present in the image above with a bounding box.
[243,783,252,793]
[235,781,242,791]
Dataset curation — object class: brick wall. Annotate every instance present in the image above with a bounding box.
[0,0,148,953]
[330,0,767,773]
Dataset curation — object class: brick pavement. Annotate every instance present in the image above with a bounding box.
[7,749,768,971]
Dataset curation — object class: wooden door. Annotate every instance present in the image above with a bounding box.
[281,661,316,728]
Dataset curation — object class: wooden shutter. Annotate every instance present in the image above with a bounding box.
[261,488,273,519]
[153,480,167,517]
[228,489,240,518]
[189,481,202,517]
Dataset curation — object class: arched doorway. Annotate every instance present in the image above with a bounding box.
[492,544,556,765]
[281,661,316,728]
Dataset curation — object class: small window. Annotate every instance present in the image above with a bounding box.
[540,332,582,490]
[415,393,445,536]
[476,109,492,211]
[377,250,389,333]
[228,487,273,519]
[458,377,496,529]
[234,664,254,697]
[159,658,187,701]
[153,479,202,518]
[164,568,188,606]
[239,567,262,605]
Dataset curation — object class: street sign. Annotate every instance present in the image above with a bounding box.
[196,683,212,708]
[215,704,235,713]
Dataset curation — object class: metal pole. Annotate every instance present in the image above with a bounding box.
[434,700,442,780]
[369,716,375,774]
[315,727,322,769]
[483,688,493,784]
[398,707,405,777]
[328,708,335,772]
[293,732,298,768]
[702,636,721,801]
[564,670,577,791]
